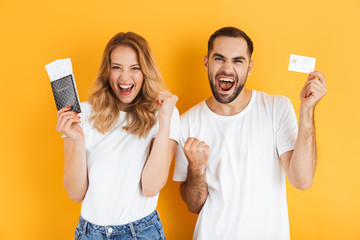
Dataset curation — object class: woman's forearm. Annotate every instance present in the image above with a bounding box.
[141,118,176,197]
[63,138,88,202]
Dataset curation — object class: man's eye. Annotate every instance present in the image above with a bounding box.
[215,57,223,61]
[234,60,243,63]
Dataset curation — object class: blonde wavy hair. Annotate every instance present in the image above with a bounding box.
[88,32,164,137]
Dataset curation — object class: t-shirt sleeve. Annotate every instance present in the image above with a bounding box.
[173,114,189,182]
[276,97,298,157]
[169,107,180,143]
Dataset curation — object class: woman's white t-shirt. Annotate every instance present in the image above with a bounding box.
[78,102,180,225]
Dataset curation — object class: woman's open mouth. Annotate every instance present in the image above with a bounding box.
[118,84,134,95]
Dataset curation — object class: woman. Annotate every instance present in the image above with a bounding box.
[56,32,179,239]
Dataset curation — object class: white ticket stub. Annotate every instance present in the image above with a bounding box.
[45,58,73,82]
[288,54,316,73]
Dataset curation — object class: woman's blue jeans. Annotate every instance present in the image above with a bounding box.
[75,210,166,240]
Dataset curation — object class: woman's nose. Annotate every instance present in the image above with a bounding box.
[119,69,131,81]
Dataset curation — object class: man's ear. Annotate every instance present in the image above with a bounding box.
[247,60,254,76]
[204,55,209,72]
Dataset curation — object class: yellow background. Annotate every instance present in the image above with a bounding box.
[1,0,359,239]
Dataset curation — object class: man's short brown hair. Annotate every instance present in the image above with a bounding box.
[208,27,254,58]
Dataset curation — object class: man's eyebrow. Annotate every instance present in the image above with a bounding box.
[212,53,247,62]
[212,53,225,59]
[233,56,247,61]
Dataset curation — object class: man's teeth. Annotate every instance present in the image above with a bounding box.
[219,78,234,82]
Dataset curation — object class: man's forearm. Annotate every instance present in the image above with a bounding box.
[290,107,317,189]
[180,167,208,214]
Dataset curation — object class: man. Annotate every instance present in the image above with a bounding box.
[173,27,327,239]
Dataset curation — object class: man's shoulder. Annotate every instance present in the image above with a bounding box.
[255,90,289,100]
[180,100,206,119]
[254,90,291,106]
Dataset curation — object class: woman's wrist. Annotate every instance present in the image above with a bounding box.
[158,114,172,126]
[71,137,85,148]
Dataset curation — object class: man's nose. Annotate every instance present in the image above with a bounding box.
[222,60,234,75]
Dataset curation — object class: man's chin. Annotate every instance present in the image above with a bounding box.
[209,79,244,104]
[214,94,236,104]
[214,87,244,104]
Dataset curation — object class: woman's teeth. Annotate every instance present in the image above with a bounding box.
[119,84,134,92]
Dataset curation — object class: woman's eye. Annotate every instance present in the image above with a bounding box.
[132,67,141,70]
[111,66,120,69]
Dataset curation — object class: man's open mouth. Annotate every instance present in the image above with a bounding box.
[218,77,235,92]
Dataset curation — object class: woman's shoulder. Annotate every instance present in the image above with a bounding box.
[79,102,93,119]
[172,106,180,118]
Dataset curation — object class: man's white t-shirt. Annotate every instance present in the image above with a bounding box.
[173,90,298,240]
[78,102,180,226]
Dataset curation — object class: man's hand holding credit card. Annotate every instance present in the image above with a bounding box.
[288,54,327,110]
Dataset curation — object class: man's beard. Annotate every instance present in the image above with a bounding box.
[208,70,247,104]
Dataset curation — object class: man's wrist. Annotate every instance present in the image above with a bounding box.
[300,104,315,117]
[188,164,206,176]
[299,104,315,131]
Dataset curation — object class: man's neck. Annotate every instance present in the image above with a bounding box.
[205,88,252,116]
